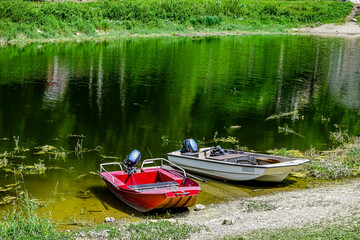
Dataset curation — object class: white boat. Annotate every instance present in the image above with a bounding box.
[167,143,310,182]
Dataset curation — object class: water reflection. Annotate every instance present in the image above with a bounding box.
[327,38,360,109]
[0,35,360,223]
[44,56,69,108]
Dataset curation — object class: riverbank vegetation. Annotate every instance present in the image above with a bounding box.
[269,134,360,181]
[0,190,199,239]
[0,0,353,42]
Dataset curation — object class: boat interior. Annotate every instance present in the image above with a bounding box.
[102,167,197,192]
[173,147,289,165]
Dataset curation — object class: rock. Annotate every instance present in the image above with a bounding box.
[352,18,358,22]
[195,204,206,211]
[222,219,233,225]
[291,172,306,178]
[105,217,115,222]
[316,22,321,26]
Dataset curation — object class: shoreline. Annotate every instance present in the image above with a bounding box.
[2,30,360,47]
[174,179,360,239]
[2,22,360,46]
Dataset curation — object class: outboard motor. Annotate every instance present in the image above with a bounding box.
[180,138,198,153]
[124,149,141,175]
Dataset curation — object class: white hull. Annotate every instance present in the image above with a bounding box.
[167,150,310,182]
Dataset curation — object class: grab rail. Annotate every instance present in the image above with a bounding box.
[97,171,120,190]
[141,158,187,177]
[99,162,123,183]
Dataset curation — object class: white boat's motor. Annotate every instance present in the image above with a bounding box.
[124,149,141,175]
[180,138,198,154]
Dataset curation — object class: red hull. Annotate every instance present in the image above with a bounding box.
[99,166,200,212]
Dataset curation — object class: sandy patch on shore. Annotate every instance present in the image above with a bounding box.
[176,180,360,239]
[298,22,360,35]
[297,2,360,37]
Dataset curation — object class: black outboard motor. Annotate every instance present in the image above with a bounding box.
[124,149,141,175]
[180,138,198,153]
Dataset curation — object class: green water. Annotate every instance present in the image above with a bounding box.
[0,35,359,224]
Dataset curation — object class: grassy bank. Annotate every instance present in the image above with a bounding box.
[269,135,360,181]
[0,0,353,42]
[0,192,67,239]
[0,190,199,239]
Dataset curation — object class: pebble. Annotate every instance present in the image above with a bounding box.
[222,219,233,225]
[195,204,206,211]
[105,217,115,222]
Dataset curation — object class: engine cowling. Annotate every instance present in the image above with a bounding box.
[180,138,198,153]
[124,149,141,174]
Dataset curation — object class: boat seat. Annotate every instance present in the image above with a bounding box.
[128,181,179,192]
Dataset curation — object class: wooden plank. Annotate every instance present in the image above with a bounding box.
[256,158,281,164]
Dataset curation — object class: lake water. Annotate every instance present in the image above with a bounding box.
[0,34,360,224]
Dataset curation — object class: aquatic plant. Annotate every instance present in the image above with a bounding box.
[234,145,249,151]
[14,160,47,175]
[0,183,21,193]
[52,148,67,161]
[69,134,86,138]
[100,154,122,160]
[278,124,304,138]
[75,139,84,159]
[268,148,305,158]
[329,125,349,144]
[266,110,303,121]
[34,145,56,155]
[13,135,20,153]
[0,155,8,168]
[161,135,169,147]
[213,132,238,144]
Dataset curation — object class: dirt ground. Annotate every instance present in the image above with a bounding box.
[175,179,360,239]
[297,1,360,36]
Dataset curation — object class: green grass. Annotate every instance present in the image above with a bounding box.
[0,192,67,239]
[0,0,354,42]
[269,135,360,181]
[73,220,201,240]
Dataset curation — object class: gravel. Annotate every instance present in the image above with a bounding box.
[176,180,360,239]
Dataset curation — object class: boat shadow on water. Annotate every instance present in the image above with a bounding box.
[88,186,143,217]
[90,185,191,217]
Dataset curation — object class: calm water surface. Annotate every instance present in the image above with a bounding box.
[0,35,360,224]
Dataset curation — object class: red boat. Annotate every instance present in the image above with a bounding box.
[98,157,201,212]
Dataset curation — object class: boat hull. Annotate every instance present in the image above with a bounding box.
[105,182,199,212]
[167,152,310,182]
